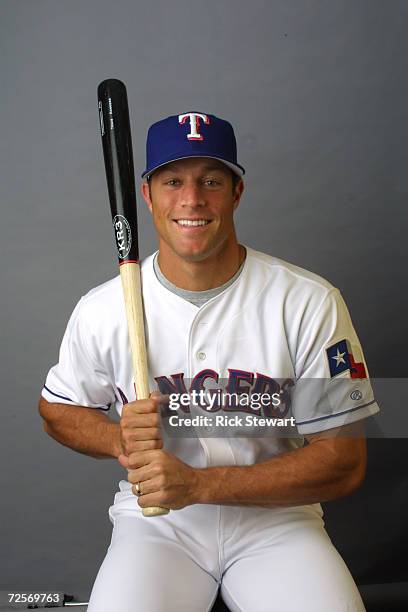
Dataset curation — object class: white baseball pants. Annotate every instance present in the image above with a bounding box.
[87,481,365,612]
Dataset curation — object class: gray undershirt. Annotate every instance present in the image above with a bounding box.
[153,251,245,307]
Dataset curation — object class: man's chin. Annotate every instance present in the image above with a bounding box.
[163,234,229,263]
[175,249,212,263]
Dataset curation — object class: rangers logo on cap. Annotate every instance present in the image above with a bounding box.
[178,113,210,141]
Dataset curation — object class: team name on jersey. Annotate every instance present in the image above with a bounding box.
[118,369,294,418]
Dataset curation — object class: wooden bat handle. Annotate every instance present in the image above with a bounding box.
[120,262,169,517]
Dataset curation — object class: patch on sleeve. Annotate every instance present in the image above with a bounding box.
[326,339,367,379]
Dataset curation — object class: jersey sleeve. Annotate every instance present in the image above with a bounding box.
[291,287,380,434]
[41,297,115,410]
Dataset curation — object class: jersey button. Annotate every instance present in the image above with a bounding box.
[197,351,206,361]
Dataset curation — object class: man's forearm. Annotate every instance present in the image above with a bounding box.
[40,400,122,459]
[194,437,366,507]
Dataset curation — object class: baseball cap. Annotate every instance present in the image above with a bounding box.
[141,112,245,179]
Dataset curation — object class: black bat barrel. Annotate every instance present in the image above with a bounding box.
[97,79,139,264]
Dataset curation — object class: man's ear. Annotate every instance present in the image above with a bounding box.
[141,181,153,213]
[233,179,244,210]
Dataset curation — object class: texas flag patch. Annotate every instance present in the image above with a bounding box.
[326,339,367,379]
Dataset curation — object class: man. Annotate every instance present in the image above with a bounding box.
[39,112,379,611]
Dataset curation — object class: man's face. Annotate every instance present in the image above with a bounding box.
[141,157,244,263]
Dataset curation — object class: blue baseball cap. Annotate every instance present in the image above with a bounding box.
[141,111,245,179]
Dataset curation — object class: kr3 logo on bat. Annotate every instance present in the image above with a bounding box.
[113,215,132,259]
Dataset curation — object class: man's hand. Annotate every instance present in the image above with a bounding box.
[118,392,165,456]
[118,391,200,510]
[118,449,200,510]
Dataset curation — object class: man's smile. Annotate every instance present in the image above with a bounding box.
[173,218,213,230]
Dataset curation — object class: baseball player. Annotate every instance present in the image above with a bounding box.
[39,112,379,612]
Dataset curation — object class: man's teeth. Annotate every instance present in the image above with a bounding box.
[176,220,210,226]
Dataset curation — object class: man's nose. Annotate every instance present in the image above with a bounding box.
[180,182,205,207]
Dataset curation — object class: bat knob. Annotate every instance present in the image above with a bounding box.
[142,506,170,517]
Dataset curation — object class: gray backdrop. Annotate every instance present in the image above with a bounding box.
[1,0,407,600]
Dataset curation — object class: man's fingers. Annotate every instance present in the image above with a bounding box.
[122,394,169,417]
[120,394,167,456]
[122,426,161,441]
[150,391,169,402]
[118,448,162,470]
[118,454,130,469]
[126,439,163,452]
[136,491,166,509]
[131,476,163,497]
[118,453,153,473]
[121,412,160,428]
[127,449,166,470]
[127,462,158,483]
[120,438,163,456]
[122,399,157,416]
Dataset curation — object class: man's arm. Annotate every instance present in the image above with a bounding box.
[38,397,123,459]
[124,421,367,510]
[38,395,163,460]
[194,422,367,507]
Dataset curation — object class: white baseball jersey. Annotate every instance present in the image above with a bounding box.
[42,245,379,471]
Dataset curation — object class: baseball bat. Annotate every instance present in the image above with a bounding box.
[97,78,169,517]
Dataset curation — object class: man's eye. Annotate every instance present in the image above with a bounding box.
[166,179,180,186]
[204,179,220,186]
